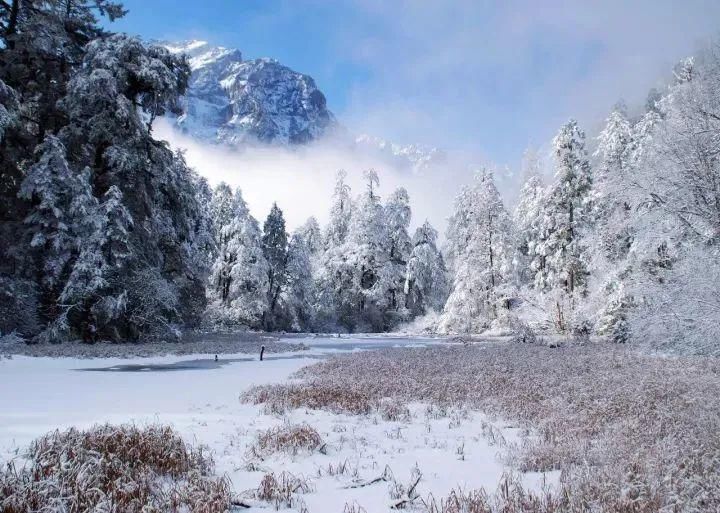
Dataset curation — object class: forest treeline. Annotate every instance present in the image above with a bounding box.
[2,2,720,354]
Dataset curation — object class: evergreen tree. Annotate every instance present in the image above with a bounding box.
[440,170,513,333]
[592,105,633,262]
[345,169,390,330]
[210,183,235,246]
[589,106,636,339]
[383,187,412,314]
[513,155,546,287]
[315,173,355,331]
[19,138,86,291]
[534,120,593,297]
[296,216,322,256]
[207,188,268,328]
[405,221,448,315]
[261,203,289,329]
[284,232,316,331]
[324,169,353,248]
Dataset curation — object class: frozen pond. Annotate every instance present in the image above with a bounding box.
[75,335,445,372]
[75,354,322,372]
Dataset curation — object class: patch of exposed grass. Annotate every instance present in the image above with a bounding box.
[0,424,231,513]
[243,382,378,415]
[243,342,720,512]
[422,474,559,513]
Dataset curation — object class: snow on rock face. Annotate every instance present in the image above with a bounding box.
[164,41,451,175]
[165,40,336,145]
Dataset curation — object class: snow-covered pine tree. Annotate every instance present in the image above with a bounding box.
[405,221,448,316]
[207,188,269,328]
[0,0,126,339]
[589,104,636,340]
[440,170,513,333]
[324,169,353,248]
[261,203,289,329]
[56,35,208,339]
[19,138,97,336]
[534,120,593,300]
[284,232,316,331]
[592,103,634,262]
[296,216,322,256]
[315,172,355,330]
[513,150,546,287]
[59,182,133,341]
[344,169,391,330]
[210,183,236,247]
[383,187,412,317]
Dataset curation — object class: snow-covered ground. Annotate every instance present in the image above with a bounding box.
[0,337,554,511]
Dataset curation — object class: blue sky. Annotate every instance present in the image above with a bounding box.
[108,0,720,167]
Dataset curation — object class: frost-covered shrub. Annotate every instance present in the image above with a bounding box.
[0,424,230,512]
[343,502,368,513]
[507,315,538,344]
[0,332,24,345]
[396,309,443,335]
[570,318,592,344]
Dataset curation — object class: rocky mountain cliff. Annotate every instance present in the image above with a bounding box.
[165,40,336,145]
[164,40,446,173]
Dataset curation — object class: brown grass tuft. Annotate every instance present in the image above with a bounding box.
[242,383,378,415]
[255,470,313,509]
[251,423,324,458]
[0,424,230,513]
[422,474,559,513]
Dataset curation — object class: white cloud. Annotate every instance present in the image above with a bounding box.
[155,119,474,237]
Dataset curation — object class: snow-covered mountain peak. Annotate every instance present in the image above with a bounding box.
[163,41,449,172]
[163,41,334,145]
[355,134,446,173]
[165,39,210,55]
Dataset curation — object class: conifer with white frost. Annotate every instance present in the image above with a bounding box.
[262,203,289,329]
[440,170,514,333]
[513,156,546,287]
[344,169,391,330]
[284,232,316,331]
[207,187,269,328]
[405,221,448,315]
[534,120,593,298]
[383,187,412,316]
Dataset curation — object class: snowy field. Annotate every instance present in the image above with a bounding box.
[3,338,718,511]
[0,336,551,511]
